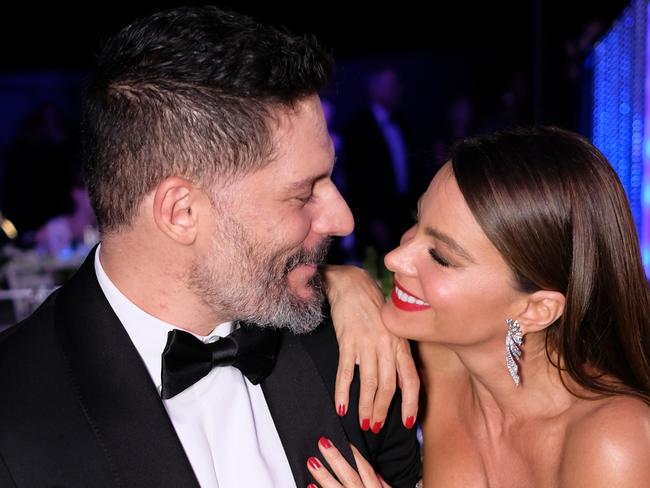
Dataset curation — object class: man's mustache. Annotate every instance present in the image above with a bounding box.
[285,237,332,272]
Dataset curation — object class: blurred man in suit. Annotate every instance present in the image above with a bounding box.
[342,67,417,260]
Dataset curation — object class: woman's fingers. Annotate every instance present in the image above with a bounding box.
[395,339,419,429]
[351,445,389,487]
[370,343,397,432]
[307,452,344,488]
[357,348,378,431]
[308,438,383,488]
[334,340,357,417]
[324,264,417,430]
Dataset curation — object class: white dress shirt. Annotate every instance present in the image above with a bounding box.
[94,248,296,488]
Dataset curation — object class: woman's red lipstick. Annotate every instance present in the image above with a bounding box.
[390,280,431,311]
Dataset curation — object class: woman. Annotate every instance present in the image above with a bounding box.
[311,127,650,487]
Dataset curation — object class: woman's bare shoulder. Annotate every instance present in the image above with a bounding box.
[560,395,650,487]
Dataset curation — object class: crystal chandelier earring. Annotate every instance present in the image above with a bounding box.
[505,318,524,386]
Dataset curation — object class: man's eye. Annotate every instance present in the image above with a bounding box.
[297,194,312,204]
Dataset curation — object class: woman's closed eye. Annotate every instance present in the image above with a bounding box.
[429,248,451,267]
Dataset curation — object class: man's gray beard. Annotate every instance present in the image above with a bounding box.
[189,218,330,334]
[250,269,325,334]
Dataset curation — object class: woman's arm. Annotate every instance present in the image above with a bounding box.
[323,265,419,431]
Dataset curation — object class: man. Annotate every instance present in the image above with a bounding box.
[0,6,421,488]
[342,67,418,258]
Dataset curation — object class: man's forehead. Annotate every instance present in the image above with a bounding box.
[234,142,333,194]
[248,96,333,189]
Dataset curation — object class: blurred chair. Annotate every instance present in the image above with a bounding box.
[0,249,57,325]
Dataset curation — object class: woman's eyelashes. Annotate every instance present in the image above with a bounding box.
[429,248,451,267]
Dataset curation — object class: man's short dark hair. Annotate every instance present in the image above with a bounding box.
[82,6,333,232]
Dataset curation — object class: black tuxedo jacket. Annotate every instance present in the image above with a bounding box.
[0,252,421,487]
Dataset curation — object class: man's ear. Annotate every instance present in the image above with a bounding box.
[152,176,200,245]
[517,290,566,334]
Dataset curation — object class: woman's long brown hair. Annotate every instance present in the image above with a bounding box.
[451,126,650,404]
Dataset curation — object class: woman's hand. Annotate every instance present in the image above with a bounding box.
[323,265,419,432]
[306,437,391,488]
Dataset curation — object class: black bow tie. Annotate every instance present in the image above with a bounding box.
[160,324,281,400]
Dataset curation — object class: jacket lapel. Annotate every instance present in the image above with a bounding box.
[262,332,355,487]
[54,250,199,487]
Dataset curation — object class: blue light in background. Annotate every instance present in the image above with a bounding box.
[593,0,649,274]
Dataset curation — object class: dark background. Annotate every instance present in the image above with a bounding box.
[1,2,628,68]
[0,1,629,126]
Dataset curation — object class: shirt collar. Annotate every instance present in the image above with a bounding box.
[94,245,233,389]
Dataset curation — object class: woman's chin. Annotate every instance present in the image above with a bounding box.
[380,301,422,341]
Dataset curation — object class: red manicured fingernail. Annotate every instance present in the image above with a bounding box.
[361,418,370,431]
[371,421,382,434]
[405,415,415,429]
[337,403,347,416]
[308,456,322,469]
[319,436,332,449]
[308,484,318,488]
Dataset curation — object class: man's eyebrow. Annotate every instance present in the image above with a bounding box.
[285,170,331,192]
[424,226,477,263]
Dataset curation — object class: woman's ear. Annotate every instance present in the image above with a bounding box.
[152,176,200,245]
[517,290,566,334]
